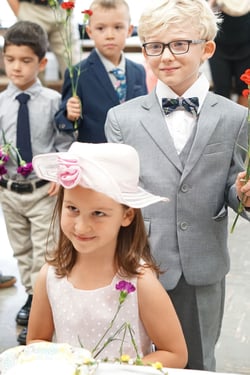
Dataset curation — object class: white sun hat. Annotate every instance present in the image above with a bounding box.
[32,142,168,208]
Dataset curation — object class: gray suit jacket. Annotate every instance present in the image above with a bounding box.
[105,90,249,290]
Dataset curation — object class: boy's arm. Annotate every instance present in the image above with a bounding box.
[6,0,19,16]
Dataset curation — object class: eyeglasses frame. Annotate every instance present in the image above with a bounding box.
[142,39,206,56]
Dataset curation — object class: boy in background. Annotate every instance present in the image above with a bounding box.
[105,0,250,370]
[0,21,73,345]
[55,0,147,143]
[6,0,80,79]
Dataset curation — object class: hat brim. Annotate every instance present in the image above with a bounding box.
[33,152,168,208]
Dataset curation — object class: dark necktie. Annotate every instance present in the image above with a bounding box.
[162,97,199,116]
[16,93,32,164]
[111,68,127,103]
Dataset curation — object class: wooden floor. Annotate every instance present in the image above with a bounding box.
[0,206,250,373]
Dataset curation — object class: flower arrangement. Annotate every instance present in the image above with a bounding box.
[231,68,250,233]
[48,0,93,129]
[77,280,165,373]
[90,280,140,361]
[0,131,33,178]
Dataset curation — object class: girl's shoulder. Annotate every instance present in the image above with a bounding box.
[137,267,166,298]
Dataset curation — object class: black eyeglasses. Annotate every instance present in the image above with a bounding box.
[142,40,206,56]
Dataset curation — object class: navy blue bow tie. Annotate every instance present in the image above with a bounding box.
[162,97,199,115]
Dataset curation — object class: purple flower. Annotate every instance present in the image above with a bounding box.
[17,162,33,177]
[0,150,10,163]
[116,280,136,293]
[0,165,7,176]
[116,280,136,304]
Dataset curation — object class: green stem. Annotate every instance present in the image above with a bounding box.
[92,322,127,359]
[127,324,141,361]
[91,302,123,357]
[119,323,128,358]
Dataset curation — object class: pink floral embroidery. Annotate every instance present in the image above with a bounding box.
[58,157,81,188]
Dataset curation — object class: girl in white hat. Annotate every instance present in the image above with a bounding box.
[26,142,187,368]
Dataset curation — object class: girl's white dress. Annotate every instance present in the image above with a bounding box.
[46,265,152,360]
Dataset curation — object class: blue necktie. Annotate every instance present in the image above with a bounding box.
[16,93,32,164]
[162,97,199,116]
[111,68,127,103]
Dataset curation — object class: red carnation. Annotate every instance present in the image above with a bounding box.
[61,1,75,10]
[242,89,250,98]
[82,9,93,16]
[240,69,250,85]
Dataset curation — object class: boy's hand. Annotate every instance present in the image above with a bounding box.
[66,96,81,122]
[236,171,250,207]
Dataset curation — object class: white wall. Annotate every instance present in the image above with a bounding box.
[75,0,152,25]
[1,0,151,27]
[0,0,16,27]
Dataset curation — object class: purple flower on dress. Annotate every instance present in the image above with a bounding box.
[116,280,136,293]
[17,162,33,177]
[116,280,136,304]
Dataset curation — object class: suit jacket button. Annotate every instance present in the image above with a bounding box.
[180,222,188,230]
[181,184,189,193]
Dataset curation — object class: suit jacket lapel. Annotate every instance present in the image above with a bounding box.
[139,91,220,177]
[126,59,138,100]
[88,50,119,103]
[140,91,183,173]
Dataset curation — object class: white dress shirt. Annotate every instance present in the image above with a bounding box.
[156,73,209,154]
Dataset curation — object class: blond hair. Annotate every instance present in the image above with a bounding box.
[138,0,222,43]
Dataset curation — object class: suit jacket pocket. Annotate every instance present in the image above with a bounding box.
[212,205,228,221]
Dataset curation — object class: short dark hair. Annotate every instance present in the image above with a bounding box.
[3,21,48,60]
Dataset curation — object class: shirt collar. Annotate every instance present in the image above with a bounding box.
[6,79,42,100]
[95,48,126,73]
[156,72,209,114]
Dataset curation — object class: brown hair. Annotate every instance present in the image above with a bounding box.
[3,20,48,60]
[89,0,131,22]
[46,187,161,278]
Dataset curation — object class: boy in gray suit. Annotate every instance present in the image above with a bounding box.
[105,0,250,371]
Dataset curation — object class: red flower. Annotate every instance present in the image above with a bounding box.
[61,1,75,10]
[242,89,250,98]
[82,9,93,16]
[82,9,93,24]
[240,69,250,85]
[231,68,250,232]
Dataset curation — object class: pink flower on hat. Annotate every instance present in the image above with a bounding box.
[58,157,81,188]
